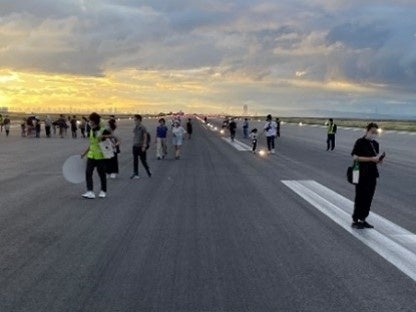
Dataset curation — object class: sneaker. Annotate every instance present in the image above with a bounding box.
[147,170,152,178]
[82,191,95,199]
[110,173,117,179]
[351,221,364,229]
[130,174,140,179]
[98,191,106,198]
[362,221,374,229]
[271,149,276,154]
[157,157,161,160]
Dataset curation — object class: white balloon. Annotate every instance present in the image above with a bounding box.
[62,155,86,184]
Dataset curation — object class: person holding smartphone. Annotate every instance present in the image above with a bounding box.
[350,122,385,229]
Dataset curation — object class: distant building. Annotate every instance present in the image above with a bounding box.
[0,106,9,113]
[243,105,248,115]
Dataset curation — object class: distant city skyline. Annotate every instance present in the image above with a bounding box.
[1,1,416,118]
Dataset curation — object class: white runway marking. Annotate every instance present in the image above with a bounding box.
[282,180,416,282]
[221,137,252,151]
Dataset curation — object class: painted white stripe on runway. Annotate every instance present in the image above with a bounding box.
[221,137,252,151]
[302,180,416,252]
[282,180,416,282]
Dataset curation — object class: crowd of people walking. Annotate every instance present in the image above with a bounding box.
[220,114,281,154]
[0,114,93,139]
[79,113,190,199]
[2,111,385,231]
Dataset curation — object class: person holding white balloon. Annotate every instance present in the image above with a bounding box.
[81,112,110,199]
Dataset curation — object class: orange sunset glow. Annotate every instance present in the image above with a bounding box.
[1,1,416,117]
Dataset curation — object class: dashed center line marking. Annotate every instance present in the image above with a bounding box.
[221,137,252,151]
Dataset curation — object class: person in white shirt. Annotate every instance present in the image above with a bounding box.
[263,114,277,154]
[172,121,186,160]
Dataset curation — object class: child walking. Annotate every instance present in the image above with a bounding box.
[249,128,258,154]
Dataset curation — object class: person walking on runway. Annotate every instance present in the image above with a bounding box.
[249,128,258,154]
[228,118,237,142]
[172,120,186,160]
[3,115,10,136]
[243,118,249,139]
[263,114,277,154]
[351,122,385,229]
[81,112,109,199]
[156,118,168,160]
[45,115,52,138]
[131,114,151,179]
[326,118,337,151]
[275,118,281,137]
[186,118,193,140]
[71,116,78,139]
[104,118,121,179]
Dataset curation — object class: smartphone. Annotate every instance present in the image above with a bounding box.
[379,152,386,161]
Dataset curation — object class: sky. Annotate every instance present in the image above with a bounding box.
[1,0,416,117]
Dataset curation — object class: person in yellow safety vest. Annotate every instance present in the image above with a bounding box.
[81,112,112,199]
[326,118,337,151]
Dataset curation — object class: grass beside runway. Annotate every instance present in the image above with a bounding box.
[274,117,416,132]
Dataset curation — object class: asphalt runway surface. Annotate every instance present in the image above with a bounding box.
[0,118,415,312]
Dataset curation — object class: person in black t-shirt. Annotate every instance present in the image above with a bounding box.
[186,118,193,139]
[350,122,385,229]
[228,118,237,142]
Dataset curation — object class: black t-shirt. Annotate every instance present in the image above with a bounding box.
[351,137,380,179]
[229,121,236,131]
[186,122,193,133]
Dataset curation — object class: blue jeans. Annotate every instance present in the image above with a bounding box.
[266,136,275,151]
[243,127,248,138]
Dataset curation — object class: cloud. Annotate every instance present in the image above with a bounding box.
[1,0,416,115]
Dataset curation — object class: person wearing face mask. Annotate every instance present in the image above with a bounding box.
[350,122,385,229]
[131,114,151,179]
[81,112,108,199]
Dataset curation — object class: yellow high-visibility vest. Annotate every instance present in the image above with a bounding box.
[87,128,105,160]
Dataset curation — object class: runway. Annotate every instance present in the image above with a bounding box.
[0,117,415,312]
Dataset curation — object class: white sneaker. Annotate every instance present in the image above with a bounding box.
[98,191,106,198]
[82,191,95,199]
[110,173,117,179]
[271,149,276,154]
